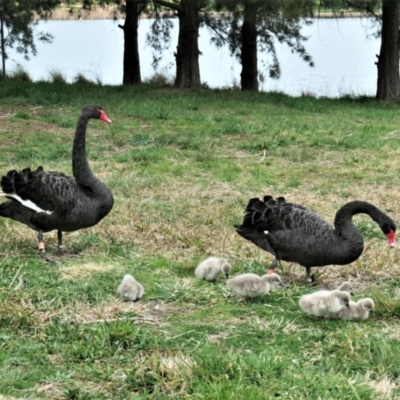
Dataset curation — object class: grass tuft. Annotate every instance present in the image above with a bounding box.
[7,64,32,82]
[48,69,67,84]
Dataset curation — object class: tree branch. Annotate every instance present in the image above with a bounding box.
[337,0,381,20]
[153,0,180,12]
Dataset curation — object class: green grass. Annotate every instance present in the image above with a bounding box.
[1,81,400,399]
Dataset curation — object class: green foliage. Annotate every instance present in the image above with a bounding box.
[208,0,314,80]
[0,0,58,78]
[7,65,32,82]
[72,72,96,85]
[48,69,68,84]
[143,72,174,86]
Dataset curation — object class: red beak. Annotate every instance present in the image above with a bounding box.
[99,109,112,123]
[387,229,396,248]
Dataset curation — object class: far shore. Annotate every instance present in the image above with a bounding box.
[36,7,367,21]
[35,7,126,20]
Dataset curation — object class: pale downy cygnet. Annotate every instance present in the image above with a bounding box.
[299,289,350,317]
[330,298,375,320]
[227,272,284,301]
[311,281,353,301]
[195,257,231,282]
[116,274,144,302]
[336,281,354,295]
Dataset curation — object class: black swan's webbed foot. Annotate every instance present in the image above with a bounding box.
[56,230,79,257]
[57,246,79,257]
[39,249,57,263]
[57,246,66,256]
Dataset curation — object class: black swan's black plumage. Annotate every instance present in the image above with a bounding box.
[0,105,113,261]
[234,195,396,282]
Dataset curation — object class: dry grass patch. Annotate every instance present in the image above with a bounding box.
[0,114,68,136]
[247,316,320,335]
[364,373,400,399]
[380,321,400,341]
[134,351,196,396]
[207,332,230,343]
[58,261,117,280]
[51,299,170,326]
[34,382,65,400]
[107,179,244,260]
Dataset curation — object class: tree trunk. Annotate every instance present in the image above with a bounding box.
[241,1,258,91]
[174,0,201,88]
[376,0,400,100]
[119,0,142,85]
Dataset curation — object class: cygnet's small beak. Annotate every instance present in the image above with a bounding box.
[225,273,229,279]
[346,302,350,309]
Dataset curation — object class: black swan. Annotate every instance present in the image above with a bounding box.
[0,105,113,261]
[234,195,396,282]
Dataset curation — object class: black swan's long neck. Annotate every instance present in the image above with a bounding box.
[72,113,98,190]
[334,201,385,240]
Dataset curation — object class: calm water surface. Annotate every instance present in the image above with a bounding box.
[6,17,380,97]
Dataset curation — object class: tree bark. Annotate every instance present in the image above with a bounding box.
[119,0,142,85]
[241,1,259,91]
[376,0,400,100]
[174,0,202,88]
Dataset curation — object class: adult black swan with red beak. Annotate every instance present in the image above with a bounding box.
[0,105,114,261]
[234,195,396,282]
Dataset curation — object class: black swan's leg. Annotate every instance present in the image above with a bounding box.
[306,267,313,283]
[57,230,65,255]
[38,231,56,263]
[57,230,79,256]
[268,259,278,274]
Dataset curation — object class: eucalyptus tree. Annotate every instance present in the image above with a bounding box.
[0,0,59,79]
[65,0,149,85]
[209,0,314,91]
[320,0,399,101]
[118,0,149,85]
[151,0,211,88]
[376,0,400,100]
[104,0,174,86]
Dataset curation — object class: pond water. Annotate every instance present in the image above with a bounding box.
[5,17,380,98]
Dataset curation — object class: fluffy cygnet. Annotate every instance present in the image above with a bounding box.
[116,274,144,302]
[330,297,375,320]
[227,272,284,301]
[299,289,350,317]
[310,281,353,301]
[336,281,354,295]
[195,257,231,282]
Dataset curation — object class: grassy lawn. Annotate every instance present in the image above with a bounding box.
[0,81,400,399]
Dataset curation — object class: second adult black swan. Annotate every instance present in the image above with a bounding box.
[234,195,396,282]
[0,105,114,261]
